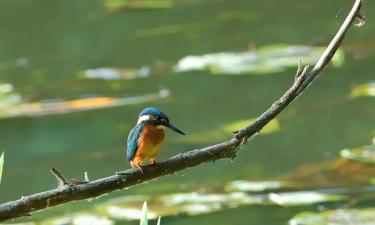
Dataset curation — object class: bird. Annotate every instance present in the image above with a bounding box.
[127,107,185,171]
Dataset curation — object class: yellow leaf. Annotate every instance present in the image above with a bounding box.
[350,83,375,98]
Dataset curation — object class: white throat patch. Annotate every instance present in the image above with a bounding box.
[137,115,150,124]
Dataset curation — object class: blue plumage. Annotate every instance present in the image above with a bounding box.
[127,123,144,161]
[139,107,167,119]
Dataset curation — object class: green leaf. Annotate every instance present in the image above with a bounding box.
[0,152,4,183]
[140,201,148,225]
[156,216,161,225]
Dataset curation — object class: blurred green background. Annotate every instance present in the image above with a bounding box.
[0,0,374,224]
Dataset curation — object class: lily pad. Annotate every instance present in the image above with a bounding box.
[268,191,346,206]
[80,66,150,80]
[96,192,264,220]
[289,208,375,225]
[0,83,22,107]
[174,45,345,75]
[225,180,295,192]
[340,144,375,164]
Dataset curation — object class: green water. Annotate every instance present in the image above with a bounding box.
[0,0,374,224]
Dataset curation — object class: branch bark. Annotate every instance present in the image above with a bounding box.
[0,0,364,221]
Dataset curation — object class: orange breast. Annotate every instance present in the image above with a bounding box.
[136,124,165,159]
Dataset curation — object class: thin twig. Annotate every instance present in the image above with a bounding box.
[50,168,69,187]
[0,0,364,222]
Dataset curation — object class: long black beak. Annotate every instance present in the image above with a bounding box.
[166,123,186,135]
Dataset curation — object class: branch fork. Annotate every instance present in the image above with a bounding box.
[50,168,90,187]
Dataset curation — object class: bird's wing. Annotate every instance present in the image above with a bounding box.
[127,124,144,161]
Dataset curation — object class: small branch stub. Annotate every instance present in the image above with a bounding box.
[50,168,68,187]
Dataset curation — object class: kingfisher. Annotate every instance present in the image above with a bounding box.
[127,107,185,171]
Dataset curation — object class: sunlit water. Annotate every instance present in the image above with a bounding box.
[0,0,374,224]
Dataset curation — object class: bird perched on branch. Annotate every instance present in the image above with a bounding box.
[127,107,185,171]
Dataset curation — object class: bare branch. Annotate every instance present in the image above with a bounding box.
[0,0,364,222]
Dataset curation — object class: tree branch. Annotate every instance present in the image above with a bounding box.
[0,0,364,222]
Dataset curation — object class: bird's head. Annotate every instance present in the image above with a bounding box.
[137,107,185,135]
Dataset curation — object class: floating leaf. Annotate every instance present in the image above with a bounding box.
[96,196,157,220]
[37,182,365,223]
[105,0,174,11]
[103,206,158,220]
[174,45,345,75]
[96,192,264,220]
[350,82,375,98]
[0,83,22,107]
[286,157,375,188]
[40,214,113,225]
[80,66,150,80]
[289,208,375,225]
[159,192,258,206]
[340,144,375,164]
[0,89,169,119]
[225,180,295,192]
[268,191,346,206]
[0,152,3,183]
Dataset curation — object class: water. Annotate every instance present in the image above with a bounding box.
[0,0,374,224]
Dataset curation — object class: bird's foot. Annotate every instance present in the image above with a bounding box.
[151,160,157,172]
[136,163,144,174]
